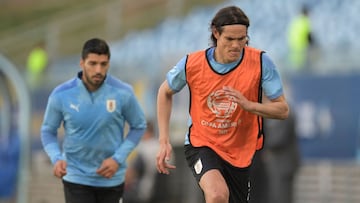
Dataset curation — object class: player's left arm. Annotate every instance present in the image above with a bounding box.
[255,52,289,119]
[222,52,289,119]
[222,86,289,119]
[111,89,147,166]
[250,94,289,119]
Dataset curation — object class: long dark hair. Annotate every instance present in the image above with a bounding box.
[210,6,250,46]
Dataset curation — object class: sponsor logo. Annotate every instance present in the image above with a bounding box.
[70,103,80,112]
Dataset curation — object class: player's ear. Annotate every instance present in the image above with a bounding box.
[79,59,85,70]
[212,27,220,40]
[246,35,250,45]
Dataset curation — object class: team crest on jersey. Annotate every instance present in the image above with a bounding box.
[207,89,237,118]
[106,100,116,112]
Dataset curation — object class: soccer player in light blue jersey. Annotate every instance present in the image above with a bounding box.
[41,38,147,203]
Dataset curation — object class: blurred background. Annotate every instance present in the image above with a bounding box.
[0,0,360,202]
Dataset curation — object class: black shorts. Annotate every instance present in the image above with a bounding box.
[63,180,124,203]
[184,144,250,203]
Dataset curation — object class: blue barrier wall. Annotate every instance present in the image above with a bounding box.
[290,74,360,159]
[0,133,19,198]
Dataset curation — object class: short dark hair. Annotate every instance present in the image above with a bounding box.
[210,6,250,46]
[81,38,110,60]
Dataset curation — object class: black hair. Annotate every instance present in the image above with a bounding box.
[81,38,110,60]
[210,6,250,46]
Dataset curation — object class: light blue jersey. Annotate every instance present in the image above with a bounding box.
[166,47,284,145]
[41,71,146,187]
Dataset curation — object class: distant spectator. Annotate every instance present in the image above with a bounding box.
[287,5,315,73]
[26,42,48,89]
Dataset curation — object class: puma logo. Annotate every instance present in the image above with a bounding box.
[70,103,80,112]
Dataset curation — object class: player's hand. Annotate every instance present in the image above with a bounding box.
[53,160,67,178]
[96,158,119,179]
[222,86,251,111]
[156,142,176,174]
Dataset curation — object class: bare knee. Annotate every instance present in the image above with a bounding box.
[204,187,229,203]
[199,170,229,203]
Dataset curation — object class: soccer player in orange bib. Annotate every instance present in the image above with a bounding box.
[156,6,289,203]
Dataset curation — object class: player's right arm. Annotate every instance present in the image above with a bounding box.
[41,93,63,165]
[156,81,176,174]
[156,56,187,174]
